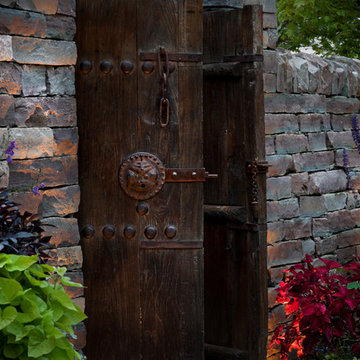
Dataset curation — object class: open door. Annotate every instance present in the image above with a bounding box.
[203,6,267,360]
[76,1,204,359]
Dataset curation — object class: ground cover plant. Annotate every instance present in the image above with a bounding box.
[270,255,360,359]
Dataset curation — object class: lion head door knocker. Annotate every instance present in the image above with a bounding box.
[119,152,166,200]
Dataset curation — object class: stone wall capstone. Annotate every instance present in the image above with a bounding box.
[0,0,84,351]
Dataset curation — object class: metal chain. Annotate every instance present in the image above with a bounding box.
[158,47,170,127]
[248,161,259,219]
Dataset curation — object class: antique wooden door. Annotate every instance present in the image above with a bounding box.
[76,1,204,359]
[203,6,267,360]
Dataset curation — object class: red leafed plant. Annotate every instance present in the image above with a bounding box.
[270,255,360,359]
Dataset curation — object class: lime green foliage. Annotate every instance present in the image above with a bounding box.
[276,0,360,58]
[0,253,86,359]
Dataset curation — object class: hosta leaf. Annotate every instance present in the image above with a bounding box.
[0,277,22,304]
[5,255,38,272]
[60,276,83,288]
[3,343,24,358]
[28,329,56,357]
[0,306,17,330]
[16,296,40,323]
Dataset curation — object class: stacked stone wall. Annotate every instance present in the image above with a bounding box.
[0,0,84,350]
[265,49,360,358]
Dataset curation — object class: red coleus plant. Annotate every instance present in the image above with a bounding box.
[270,255,360,359]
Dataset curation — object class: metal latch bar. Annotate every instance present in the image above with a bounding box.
[166,168,218,182]
[223,54,263,63]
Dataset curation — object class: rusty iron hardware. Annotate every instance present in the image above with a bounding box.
[140,51,202,63]
[246,160,269,219]
[144,226,157,239]
[79,60,92,74]
[100,60,113,74]
[120,60,134,74]
[158,47,170,127]
[223,54,263,63]
[142,61,155,75]
[102,225,115,239]
[136,202,149,216]
[119,152,218,200]
[166,168,218,182]
[124,225,136,239]
[164,225,177,239]
[82,225,95,239]
[119,152,166,201]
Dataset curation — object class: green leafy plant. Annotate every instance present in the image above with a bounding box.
[0,253,86,359]
[277,0,360,58]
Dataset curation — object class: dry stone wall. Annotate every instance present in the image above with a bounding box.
[0,0,85,350]
[265,50,360,358]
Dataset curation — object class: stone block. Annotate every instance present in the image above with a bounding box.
[267,176,291,200]
[288,56,309,93]
[284,218,311,240]
[284,217,312,240]
[267,201,279,222]
[291,172,309,196]
[8,127,55,159]
[1,96,77,127]
[46,245,82,270]
[278,198,300,219]
[276,51,293,93]
[313,210,354,237]
[263,0,276,12]
[267,221,285,244]
[0,62,21,95]
[267,265,288,286]
[21,65,46,96]
[335,149,360,167]
[268,305,286,333]
[331,114,359,131]
[265,94,326,114]
[0,7,46,37]
[316,237,337,256]
[9,190,43,214]
[346,190,360,210]
[293,151,334,172]
[327,130,355,149]
[266,155,294,176]
[329,61,347,95]
[57,0,76,16]
[336,246,358,264]
[299,196,326,217]
[326,96,360,114]
[302,239,315,256]
[264,73,276,93]
[263,29,278,49]
[298,114,331,132]
[0,94,15,119]
[275,133,308,154]
[335,228,360,249]
[72,322,86,351]
[349,171,360,191]
[0,160,9,189]
[263,13,277,29]
[308,170,347,195]
[12,36,77,65]
[268,287,278,309]
[265,136,275,155]
[0,35,13,61]
[16,0,58,14]
[53,128,78,155]
[47,66,75,95]
[45,14,76,41]
[308,132,326,152]
[39,185,80,217]
[43,217,80,248]
[265,114,298,135]
[264,50,281,74]
[268,240,303,267]
[323,192,347,211]
[316,57,333,95]
[0,0,17,6]
[9,155,78,188]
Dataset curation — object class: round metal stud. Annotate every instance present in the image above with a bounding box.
[165,225,177,239]
[82,225,95,239]
[100,60,113,74]
[121,60,134,74]
[124,225,136,239]
[164,62,176,74]
[102,225,115,239]
[79,60,92,74]
[172,171,178,177]
[144,226,157,239]
[136,202,149,216]
[142,61,154,75]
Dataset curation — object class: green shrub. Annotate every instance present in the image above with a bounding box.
[0,253,86,359]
